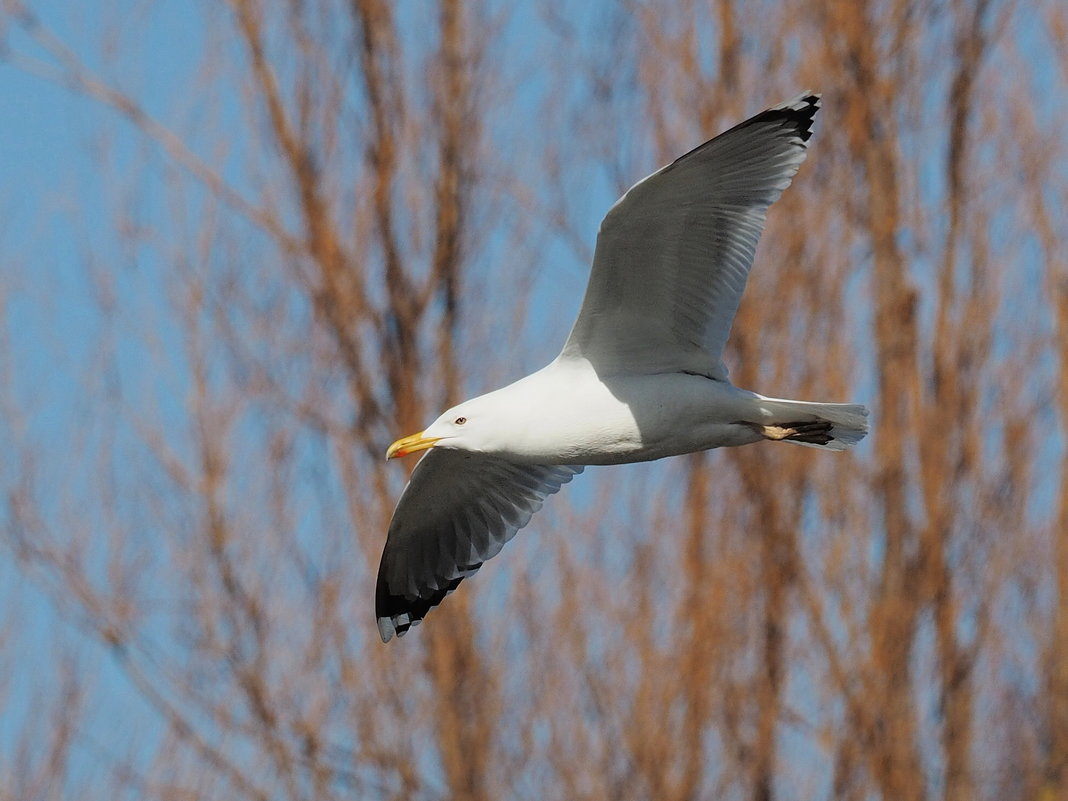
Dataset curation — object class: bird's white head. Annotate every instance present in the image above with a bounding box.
[385,398,497,460]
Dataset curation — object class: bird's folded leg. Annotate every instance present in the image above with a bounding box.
[754,420,834,445]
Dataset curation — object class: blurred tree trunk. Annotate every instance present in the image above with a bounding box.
[1029,5,1068,792]
[420,5,499,800]
[1051,273,1068,801]
[837,12,927,796]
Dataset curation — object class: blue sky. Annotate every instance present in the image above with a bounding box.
[0,0,622,788]
[2,0,223,785]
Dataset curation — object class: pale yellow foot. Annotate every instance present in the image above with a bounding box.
[754,420,834,445]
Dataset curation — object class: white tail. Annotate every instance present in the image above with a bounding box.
[756,397,870,451]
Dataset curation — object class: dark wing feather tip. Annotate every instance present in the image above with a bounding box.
[720,92,820,147]
[376,572,462,641]
[662,92,820,173]
[769,92,820,142]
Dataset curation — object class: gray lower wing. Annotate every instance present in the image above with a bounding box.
[376,449,582,641]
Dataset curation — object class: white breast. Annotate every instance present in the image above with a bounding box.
[484,361,763,466]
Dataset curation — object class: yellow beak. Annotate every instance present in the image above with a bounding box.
[386,431,442,460]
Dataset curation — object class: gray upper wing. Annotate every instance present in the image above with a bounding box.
[376,448,582,641]
[558,93,820,379]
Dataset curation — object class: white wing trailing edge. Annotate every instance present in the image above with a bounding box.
[559,93,821,380]
[375,449,582,641]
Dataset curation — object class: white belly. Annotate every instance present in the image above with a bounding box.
[491,361,766,465]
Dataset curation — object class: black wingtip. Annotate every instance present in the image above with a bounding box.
[766,92,821,143]
[666,91,823,171]
[375,569,467,643]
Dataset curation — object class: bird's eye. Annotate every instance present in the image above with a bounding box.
[454,416,467,425]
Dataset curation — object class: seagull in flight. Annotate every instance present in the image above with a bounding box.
[376,92,868,641]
